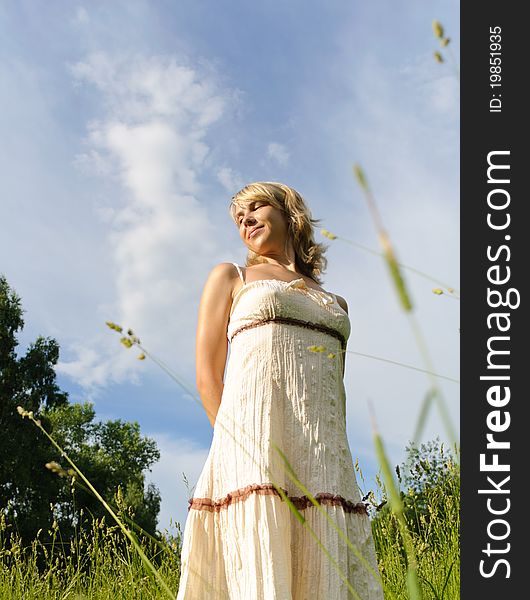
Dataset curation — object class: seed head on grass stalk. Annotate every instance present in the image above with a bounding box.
[432,20,444,40]
[431,20,458,77]
[432,19,451,50]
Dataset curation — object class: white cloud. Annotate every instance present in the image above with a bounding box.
[55,340,144,397]
[57,52,239,390]
[267,142,290,166]
[216,166,244,193]
[70,52,226,126]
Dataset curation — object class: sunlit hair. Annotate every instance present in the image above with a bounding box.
[229,182,328,284]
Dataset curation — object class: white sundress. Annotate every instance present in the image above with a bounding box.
[176,263,384,600]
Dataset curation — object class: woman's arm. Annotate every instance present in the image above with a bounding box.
[195,263,238,427]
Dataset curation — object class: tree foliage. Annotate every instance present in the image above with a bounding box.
[398,438,459,533]
[45,402,161,538]
[0,275,161,544]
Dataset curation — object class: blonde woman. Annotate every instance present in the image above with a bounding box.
[176,182,383,599]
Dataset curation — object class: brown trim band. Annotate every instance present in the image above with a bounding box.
[229,317,346,351]
[188,483,368,516]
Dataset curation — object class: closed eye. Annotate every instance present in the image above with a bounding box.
[237,202,267,225]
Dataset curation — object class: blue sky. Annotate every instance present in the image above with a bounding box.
[1,0,459,533]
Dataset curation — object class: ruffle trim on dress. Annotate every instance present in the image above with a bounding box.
[188,483,368,515]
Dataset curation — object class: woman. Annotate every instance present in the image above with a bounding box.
[176,182,383,599]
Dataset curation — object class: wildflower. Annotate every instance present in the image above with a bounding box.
[441,37,450,47]
[432,20,444,39]
[137,353,146,360]
[327,353,336,359]
[434,51,444,63]
[321,229,337,240]
[432,288,443,295]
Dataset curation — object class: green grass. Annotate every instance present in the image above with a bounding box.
[0,449,459,599]
[368,450,460,599]
[0,511,182,600]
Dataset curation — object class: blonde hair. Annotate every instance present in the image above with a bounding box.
[229,182,328,284]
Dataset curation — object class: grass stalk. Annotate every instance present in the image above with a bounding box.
[321,229,459,297]
[16,407,176,600]
[352,164,458,450]
[369,403,422,600]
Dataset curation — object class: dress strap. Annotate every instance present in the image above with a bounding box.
[231,262,245,284]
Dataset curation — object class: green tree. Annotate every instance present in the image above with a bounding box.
[0,275,160,544]
[46,402,161,538]
[0,275,68,541]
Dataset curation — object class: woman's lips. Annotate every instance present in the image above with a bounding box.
[249,226,263,239]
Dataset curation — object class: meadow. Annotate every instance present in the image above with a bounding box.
[0,435,459,600]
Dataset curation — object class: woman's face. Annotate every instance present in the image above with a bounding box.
[234,199,291,255]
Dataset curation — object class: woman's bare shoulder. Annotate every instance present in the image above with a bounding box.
[202,262,240,296]
[206,262,239,279]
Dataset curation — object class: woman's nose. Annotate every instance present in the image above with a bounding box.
[242,214,256,226]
